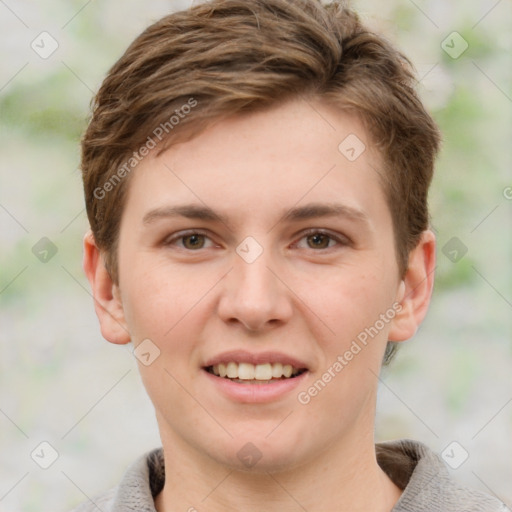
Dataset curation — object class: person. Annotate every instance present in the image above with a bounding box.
[74,0,509,510]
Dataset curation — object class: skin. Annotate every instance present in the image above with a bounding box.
[84,97,435,512]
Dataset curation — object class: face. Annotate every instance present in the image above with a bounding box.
[110,98,409,471]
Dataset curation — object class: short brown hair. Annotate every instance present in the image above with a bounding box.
[81,0,440,362]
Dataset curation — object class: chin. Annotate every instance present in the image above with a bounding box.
[209,434,309,474]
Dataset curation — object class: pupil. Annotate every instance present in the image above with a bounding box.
[184,234,204,249]
[308,234,328,249]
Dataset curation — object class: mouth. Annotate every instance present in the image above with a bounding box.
[202,352,310,402]
[204,362,307,384]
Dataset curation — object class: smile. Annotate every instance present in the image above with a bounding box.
[205,362,306,383]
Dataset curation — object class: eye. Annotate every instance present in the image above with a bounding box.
[181,233,207,250]
[294,230,349,250]
[164,231,216,250]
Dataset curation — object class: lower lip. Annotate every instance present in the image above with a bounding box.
[202,369,309,403]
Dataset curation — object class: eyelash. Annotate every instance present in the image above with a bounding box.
[164,230,217,250]
[295,229,350,250]
[163,229,350,251]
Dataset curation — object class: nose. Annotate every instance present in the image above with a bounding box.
[217,250,293,332]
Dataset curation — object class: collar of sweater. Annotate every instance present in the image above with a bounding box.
[105,439,508,512]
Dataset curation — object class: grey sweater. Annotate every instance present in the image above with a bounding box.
[72,439,510,511]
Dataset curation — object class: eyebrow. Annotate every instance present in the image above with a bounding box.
[280,203,369,224]
[143,204,230,226]
[142,202,370,230]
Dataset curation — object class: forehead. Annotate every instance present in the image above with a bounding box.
[123,98,389,229]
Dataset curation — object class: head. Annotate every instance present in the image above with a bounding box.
[82,0,439,473]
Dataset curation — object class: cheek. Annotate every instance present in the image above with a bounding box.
[119,255,222,354]
[297,263,394,345]
[119,259,184,341]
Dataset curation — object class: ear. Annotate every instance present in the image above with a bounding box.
[82,230,131,345]
[388,229,436,342]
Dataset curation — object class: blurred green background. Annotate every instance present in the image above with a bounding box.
[0,0,511,510]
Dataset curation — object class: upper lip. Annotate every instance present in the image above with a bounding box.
[203,350,309,370]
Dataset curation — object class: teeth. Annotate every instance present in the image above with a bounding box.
[238,362,255,380]
[226,362,238,378]
[254,363,272,380]
[210,362,303,380]
[271,362,283,378]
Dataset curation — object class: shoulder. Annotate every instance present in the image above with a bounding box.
[68,448,164,512]
[377,439,510,512]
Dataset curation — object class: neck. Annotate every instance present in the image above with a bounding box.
[155,426,402,512]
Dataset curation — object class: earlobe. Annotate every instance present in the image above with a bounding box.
[82,230,131,345]
[388,230,436,342]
